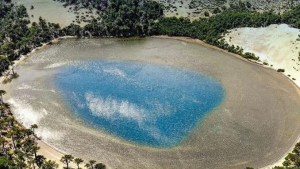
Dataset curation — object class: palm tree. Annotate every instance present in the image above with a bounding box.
[89,160,96,169]
[35,155,46,168]
[24,129,32,138]
[42,160,59,169]
[60,154,74,169]
[30,145,40,160]
[74,158,83,169]
[0,103,10,116]
[85,163,91,169]
[6,116,14,127]
[0,137,6,152]
[0,90,6,104]
[15,150,26,169]
[7,130,16,149]
[95,163,106,169]
[30,124,38,133]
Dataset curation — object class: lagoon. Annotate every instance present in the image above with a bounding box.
[3,38,300,169]
[55,60,224,147]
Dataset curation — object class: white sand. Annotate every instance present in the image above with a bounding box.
[224,24,300,88]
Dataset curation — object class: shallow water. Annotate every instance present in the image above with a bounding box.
[54,60,224,147]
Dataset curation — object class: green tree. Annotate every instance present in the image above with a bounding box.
[95,163,106,169]
[35,155,46,168]
[0,157,8,169]
[0,90,6,104]
[88,160,96,169]
[60,155,74,169]
[74,158,84,169]
[30,124,38,133]
[42,160,59,169]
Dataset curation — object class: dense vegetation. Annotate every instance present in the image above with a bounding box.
[84,0,164,37]
[273,142,300,169]
[55,0,108,10]
[157,6,288,60]
[0,2,62,77]
[0,0,164,76]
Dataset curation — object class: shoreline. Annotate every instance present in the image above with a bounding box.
[0,36,77,169]
[153,35,300,169]
[154,35,300,169]
[2,35,300,169]
[0,36,76,83]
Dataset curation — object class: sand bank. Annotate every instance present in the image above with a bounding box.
[1,37,300,169]
[224,24,300,88]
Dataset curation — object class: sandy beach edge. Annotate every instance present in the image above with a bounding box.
[0,36,77,168]
[2,35,300,169]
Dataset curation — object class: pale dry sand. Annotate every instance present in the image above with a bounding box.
[12,0,95,27]
[224,24,300,88]
[2,37,300,169]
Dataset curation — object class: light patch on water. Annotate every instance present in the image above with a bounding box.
[85,92,145,123]
[8,98,44,128]
[103,67,127,78]
[85,92,174,144]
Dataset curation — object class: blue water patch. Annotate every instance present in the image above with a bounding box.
[54,60,224,148]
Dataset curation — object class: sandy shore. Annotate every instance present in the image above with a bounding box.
[223,25,300,168]
[158,35,300,169]
[0,36,75,82]
[224,24,300,88]
[0,36,77,169]
[2,36,300,169]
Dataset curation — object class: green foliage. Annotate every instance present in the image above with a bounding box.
[158,9,282,44]
[55,0,108,10]
[156,7,300,60]
[0,157,9,169]
[282,5,300,29]
[0,1,63,75]
[83,0,164,37]
[272,142,300,169]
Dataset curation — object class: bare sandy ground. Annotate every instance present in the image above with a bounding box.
[224,24,300,88]
[12,0,95,27]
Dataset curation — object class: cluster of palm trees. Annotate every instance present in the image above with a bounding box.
[0,90,106,169]
[61,155,105,169]
[0,89,54,168]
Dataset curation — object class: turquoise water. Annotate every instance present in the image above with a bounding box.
[55,60,224,147]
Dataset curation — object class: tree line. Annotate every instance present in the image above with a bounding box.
[156,4,298,60]
[0,0,164,77]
